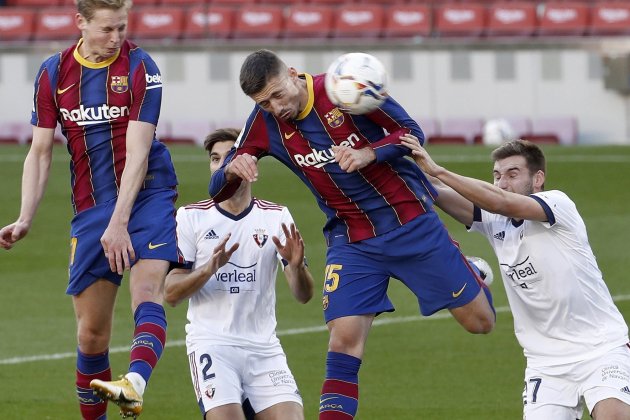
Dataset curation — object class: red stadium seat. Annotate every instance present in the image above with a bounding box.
[284,5,334,39]
[430,117,484,145]
[155,121,172,144]
[0,121,31,145]
[538,2,589,36]
[589,2,630,36]
[0,8,35,42]
[487,2,537,37]
[233,5,284,39]
[503,116,532,139]
[166,120,215,145]
[415,118,440,140]
[310,0,354,4]
[131,7,184,40]
[160,0,202,5]
[34,7,79,41]
[435,3,486,37]
[6,0,60,7]
[211,0,257,5]
[383,4,432,38]
[333,4,385,38]
[184,5,235,39]
[530,117,577,145]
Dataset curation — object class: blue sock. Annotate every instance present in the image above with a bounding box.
[320,351,362,419]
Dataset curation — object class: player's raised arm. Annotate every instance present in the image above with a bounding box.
[0,126,56,249]
[273,222,314,304]
[164,234,238,307]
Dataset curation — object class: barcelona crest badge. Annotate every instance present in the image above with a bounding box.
[325,108,344,128]
[110,75,129,94]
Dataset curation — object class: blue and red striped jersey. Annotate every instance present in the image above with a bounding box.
[31,39,177,215]
[210,73,438,245]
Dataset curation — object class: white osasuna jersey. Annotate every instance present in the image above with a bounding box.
[176,198,295,352]
[470,190,628,368]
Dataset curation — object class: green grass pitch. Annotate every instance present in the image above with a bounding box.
[1,144,629,419]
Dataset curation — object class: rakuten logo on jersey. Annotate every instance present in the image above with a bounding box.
[145,73,163,90]
[59,104,130,126]
[293,133,361,169]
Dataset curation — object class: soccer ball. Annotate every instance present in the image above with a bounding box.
[324,52,388,115]
[467,256,494,286]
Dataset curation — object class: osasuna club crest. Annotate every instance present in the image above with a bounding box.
[110,75,129,93]
[253,229,268,248]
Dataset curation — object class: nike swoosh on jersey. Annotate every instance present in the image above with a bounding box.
[148,242,167,250]
[284,131,296,140]
[452,283,467,298]
[56,83,76,95]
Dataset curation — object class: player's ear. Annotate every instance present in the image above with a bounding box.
[287,67,298,79]
[533,170,545,190]
[76,13,87,31]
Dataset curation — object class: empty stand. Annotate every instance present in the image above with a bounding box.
[430,117,484,144]
[0,121,31,144]
[487,2,537,37]
[435,3,486,37]
[212,0,257,6]
[530,116,577,144]
[416,118,440,141]
[383,4,432,38]
[589,2,630,36]
[538,2,589,36]
[168,120,215,145]
[0,8,35,41]
[6,0,59,7]
[33,7,78,41]
[333,4,385,38]
[284,5,334,39]
[131,7,184,40]
[502,116,532,139]
[155,121,172,144]
[184,5,235,39]
[233,5,284,39]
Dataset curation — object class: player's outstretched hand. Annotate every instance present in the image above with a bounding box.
[101,223,135,275]
[205,233,239,276]
[400,134,444,177]
[332,145,376,173]
[272,223,305,268]
[0,221,29,250]
[226,154,258,183]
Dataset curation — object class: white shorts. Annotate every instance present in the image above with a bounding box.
[187,344,303,416]
[523,344,630,420]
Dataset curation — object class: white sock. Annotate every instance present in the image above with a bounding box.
[125,372,147,396]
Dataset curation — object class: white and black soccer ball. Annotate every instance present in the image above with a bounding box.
[324,52,388,115]
[467,256,494,286]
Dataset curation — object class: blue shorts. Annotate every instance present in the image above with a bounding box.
[322,211,483,323]
[66,187,180,295]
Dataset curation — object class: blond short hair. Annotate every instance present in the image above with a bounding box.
[76,0,132,21]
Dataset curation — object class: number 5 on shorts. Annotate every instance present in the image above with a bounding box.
[324,264,342,293]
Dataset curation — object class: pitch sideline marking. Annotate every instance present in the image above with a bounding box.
[2,294,630,365]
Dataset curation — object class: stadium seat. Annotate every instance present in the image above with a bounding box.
[160,0,202,5]
[502,116,532,139]
[284,5,334,39]
[430,117,484,145]
[33,7,79,41]
[168,120,215,145]
[537,2,589,36]
[184,5,235,39]
[530,117,577,145]
[0,121,31,145]
[486,2,537,37]
[233,5,284,39]
[6,0,59,7]
[333,4,385,38]
[211,0,257,6]
[416,118,440,141]
[589,2,630,36]
[131,7,184,40]
[310,0,354,4]
[0,8,35,42]
[383,4,432,38]
[155,121,172,144]
[435,3,486,37]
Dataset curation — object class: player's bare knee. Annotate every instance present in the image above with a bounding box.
[77,328,110,352]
